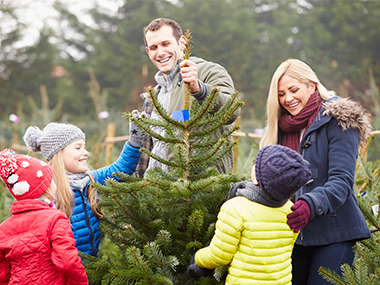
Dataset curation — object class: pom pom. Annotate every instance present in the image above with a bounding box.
[12,181,30,196]
[23,126,43,152]
[0,149,18,177]
[7,174,18,184]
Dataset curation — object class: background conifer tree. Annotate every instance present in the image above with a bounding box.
[84,31,245,284]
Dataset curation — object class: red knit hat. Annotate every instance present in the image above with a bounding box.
[0,149,53,200]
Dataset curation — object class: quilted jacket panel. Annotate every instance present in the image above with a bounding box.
[0,199,88,284]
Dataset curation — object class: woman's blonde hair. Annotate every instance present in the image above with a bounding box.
[49,150,103,219]
[260,58,335,149]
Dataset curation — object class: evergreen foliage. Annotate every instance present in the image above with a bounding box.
[0,184,13,223]
[84,33,246,284]
[319,140,380,284]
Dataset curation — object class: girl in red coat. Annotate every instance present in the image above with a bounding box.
[0,149,88,285]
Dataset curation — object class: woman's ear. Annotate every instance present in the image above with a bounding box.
[309,81,317,93]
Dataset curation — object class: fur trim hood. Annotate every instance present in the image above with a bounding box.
[323,97,372,149]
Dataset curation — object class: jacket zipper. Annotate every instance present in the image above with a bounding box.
[74,188,96,256]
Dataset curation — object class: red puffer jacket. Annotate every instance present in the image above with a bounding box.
[0,199,88,284]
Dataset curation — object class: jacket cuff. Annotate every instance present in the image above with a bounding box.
[300,193,321,221]
[191,80,208,102]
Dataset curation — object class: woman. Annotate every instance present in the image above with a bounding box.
[260,58,372,285]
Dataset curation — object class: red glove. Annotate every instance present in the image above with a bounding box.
[287,200,310,233]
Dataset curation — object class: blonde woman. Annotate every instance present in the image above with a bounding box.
[260,58,371,285]
[23,121,144,257]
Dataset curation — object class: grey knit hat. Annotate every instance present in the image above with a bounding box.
[23,122,85,161]
[255,145,311,201]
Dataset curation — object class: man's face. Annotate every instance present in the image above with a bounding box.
[145,25,183,76]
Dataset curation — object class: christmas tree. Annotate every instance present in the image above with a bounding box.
[84,30,245,284]
[319,137,380,284]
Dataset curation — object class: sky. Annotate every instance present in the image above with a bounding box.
[1,0,123,49]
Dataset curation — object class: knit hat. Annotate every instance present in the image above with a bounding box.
[23,122,85,161]
[255,145,311,201]
[0,149,53,200]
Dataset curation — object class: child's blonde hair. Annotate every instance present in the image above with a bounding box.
[49,150,103,219]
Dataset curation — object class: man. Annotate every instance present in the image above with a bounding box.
[136,18,240,178]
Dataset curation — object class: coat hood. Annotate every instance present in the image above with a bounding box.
[323,97,372,149]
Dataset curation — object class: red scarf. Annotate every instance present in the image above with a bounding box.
[278,90,323,151]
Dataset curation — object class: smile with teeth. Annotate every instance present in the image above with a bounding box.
[289,102,299,108]
[158,57,171,64]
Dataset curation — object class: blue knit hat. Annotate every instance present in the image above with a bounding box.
[23,123,85,161]
[255,145,311,201]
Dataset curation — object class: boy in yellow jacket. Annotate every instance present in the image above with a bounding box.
[187,145,311,285]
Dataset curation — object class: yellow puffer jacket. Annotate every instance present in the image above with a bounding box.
[195,197,299,285]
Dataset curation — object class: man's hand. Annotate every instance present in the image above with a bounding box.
[180,59,200,93]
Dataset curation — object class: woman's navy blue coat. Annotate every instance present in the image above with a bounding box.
[280,96,371,246]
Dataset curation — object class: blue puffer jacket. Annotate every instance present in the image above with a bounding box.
[70,141,141,256]
[280,96,372,246]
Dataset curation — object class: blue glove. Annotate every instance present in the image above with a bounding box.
[187,253,213,279]
[129,109,148,148]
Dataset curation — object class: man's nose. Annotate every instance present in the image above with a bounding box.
[157,45,164,56]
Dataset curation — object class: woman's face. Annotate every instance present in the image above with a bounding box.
[278,74,315,116]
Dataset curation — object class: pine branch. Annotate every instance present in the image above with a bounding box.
[190,125,239,149]
[191,102,242,137]
[128,115,183,144]
[188,89,242,130]
[109,192,152,231]
[156,230,172,255]
[189,209,205,238]
[187,87,220,128]
[145,87,185,128]
[140,147,180,168]
[189,141,236,173]
[318,266,347,285]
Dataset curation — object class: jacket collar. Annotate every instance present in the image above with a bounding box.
[301,96,371,148]
[10,199,50,215]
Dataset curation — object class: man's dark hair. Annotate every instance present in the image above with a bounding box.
[143,18,182,46]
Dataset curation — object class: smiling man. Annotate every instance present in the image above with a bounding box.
[136,18,240,177]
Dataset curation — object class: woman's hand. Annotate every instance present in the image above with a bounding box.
[287,199,310,233]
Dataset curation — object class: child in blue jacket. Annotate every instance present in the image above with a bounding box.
[23,115,145,257]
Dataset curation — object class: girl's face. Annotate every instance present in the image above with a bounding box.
[62,139,88,173]
[277,74,315,116]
